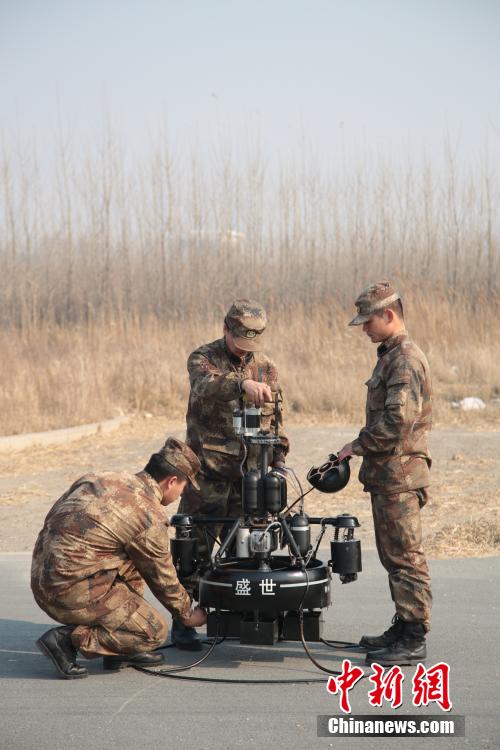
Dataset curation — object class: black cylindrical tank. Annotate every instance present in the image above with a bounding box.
[170,514,198,577]
[276,471,287,510]
[264,472,281,513]
[243,470,260,514]
[330,539,362,576]
[171,537,198,577]
[290,513,311,556]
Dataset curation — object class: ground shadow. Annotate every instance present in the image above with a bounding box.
[0,618,366,681]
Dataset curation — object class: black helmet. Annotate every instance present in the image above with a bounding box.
[307,454,351,493]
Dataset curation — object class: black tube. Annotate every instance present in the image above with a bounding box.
[192,516,243,524]
[214,518,241,564]
[308,516,360,527]
[260,443,268,478]
[280,517,305,567]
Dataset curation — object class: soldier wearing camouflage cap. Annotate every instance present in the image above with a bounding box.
[174,299,289,650]
[338,281,433,667]
[31,437,207,679]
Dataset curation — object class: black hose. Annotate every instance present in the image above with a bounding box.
[140,629,327,684]
[138,631,220,676]
[295,568,367,678]
[135,671,327,684]
[138,570,364,684]
[320,637,361,650]
[137,610,351,685]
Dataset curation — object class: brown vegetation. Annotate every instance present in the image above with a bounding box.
[0,134,499,435]
[1,300,499,436]
[423,516,500,559]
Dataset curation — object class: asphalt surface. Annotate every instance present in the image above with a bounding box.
[1,550,498,750]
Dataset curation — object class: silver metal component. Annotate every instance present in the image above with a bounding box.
[235,527,251,557]
[232,409,243,434]
[233,405,262,437]
[243,406,261,436]
[250,530,273,554]
[249,528,280,556]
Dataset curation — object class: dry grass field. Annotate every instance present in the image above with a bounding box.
[0,300,499,436]
[1,135,496,560]
[0,135,499,435]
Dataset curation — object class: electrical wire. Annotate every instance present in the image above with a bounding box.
[320,638,362,650]
[283,469,300,497]
[287,467,306,513]
[309,521,327,561]
[238,439,248,478]
[204,527,220,547]
[286,564,367,678]
[137,631,220,676]
[139,626,329,684]
[138,591,366,684]
[256,520,281,543]
[282,487,314,516]
[135,671,327,685]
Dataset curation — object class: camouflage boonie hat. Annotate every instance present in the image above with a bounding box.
[157,437,201,490]
[349,280,401,326]
[224,298,267,352]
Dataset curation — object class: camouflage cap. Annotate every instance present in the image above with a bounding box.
[157,437,201,490]
[348,280,401,326]
[224,298,267,352]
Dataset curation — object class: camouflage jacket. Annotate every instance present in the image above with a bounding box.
[352,332,432,493]
[31,471,192,623]
[185,338,289,480]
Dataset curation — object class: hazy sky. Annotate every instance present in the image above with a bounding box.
[1,0,499,165]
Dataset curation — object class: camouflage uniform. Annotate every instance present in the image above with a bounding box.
[31,445,198,658]
[350,283,433,631]
[178,300,289,594]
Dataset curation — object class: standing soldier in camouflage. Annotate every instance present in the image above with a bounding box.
[338,281,432,666]
[32,437,207,679]
[174,299,289,650]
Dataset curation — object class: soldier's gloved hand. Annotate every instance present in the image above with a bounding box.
[241,379,273,406]
[183,606,207,628]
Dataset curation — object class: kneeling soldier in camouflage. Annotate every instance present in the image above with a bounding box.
[338,281,432,666]
[31,437,207,679]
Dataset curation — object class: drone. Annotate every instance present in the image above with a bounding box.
[170,397,362,649]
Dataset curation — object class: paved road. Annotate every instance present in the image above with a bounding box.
[1,550,498,750]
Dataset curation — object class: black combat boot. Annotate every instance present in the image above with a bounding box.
[36,625,88,679]
[171,619,203,651]
[365,622,427,666]
[359,614,404,650]
[103,652,165,670]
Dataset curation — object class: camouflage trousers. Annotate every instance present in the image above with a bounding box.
[35,564,168,659]
[177,472,243,597]
[371,489,432,631]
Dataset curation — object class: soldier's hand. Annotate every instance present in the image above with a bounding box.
[338,443,354,462]
[241,379,273,406]
[183,606,207,628]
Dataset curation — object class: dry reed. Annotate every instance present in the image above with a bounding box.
[0,132,498,434]
[0,299,499,435]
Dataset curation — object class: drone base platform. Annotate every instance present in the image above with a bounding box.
[206,609,325,645]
